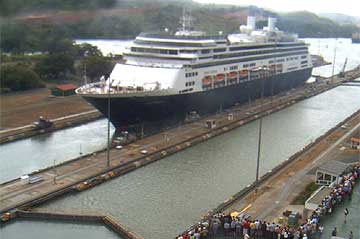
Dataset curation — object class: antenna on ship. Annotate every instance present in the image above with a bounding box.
[179,8,194,32]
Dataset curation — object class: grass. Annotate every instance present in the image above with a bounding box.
[291,182,319,205]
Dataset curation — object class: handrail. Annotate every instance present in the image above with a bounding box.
[138,32,226,41]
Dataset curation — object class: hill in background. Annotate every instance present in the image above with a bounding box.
[1,0,360,54]
[318,13,360,26]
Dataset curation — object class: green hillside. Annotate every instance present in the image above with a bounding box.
[1,0,359,54]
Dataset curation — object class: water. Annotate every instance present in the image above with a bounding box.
[75,39,132,56]
[0,120,115,183]
[0,220,120,239]
[39,85,360,239]
[303,38,360,77]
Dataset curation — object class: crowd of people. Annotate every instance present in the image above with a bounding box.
[177,164,359,239]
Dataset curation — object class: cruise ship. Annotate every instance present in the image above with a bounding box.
[76,14,313,134]
[352,32,360,44]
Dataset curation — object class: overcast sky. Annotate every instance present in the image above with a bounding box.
[194,0,359,16]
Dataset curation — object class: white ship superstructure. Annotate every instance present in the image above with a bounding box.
[77,15,313,131]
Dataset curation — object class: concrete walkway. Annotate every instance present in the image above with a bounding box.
[321,182,360,239]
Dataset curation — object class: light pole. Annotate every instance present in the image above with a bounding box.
[53,159,57,185]
[84,50,89,87]
[79,144,83,157]
[106,75,111,168]
[255,67,267,185]
[331,38,337,83]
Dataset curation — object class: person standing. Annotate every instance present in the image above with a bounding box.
[344,208,349,223]
[332,227,337,237]
[348,231,353,239]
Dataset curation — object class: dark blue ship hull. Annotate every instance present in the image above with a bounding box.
[83,68,312,135]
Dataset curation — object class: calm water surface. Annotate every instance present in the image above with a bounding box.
[304,38,360,77]
[0,120,114,182]
[0,220,120,239]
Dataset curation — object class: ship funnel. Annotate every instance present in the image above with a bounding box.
[267,17,277,31]
[247,16,256,30]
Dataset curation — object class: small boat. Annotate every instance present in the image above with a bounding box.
[239,70,248,77]
[227,71,238,79]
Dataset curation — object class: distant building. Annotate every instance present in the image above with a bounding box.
[51,83,77,97]
[315,161,349,186]
[350,137,360,149]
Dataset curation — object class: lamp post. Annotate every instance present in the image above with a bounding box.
[106,75,111,168]
[83,50,89,87]
[53,159,57,185]
[255,67,267,185]
[331,38,337,83]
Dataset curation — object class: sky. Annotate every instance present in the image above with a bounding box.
[194,0,360,17]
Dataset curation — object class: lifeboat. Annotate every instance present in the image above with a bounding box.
[239,70,248,77]
[226,71,238,79]
[202,76,212,86]
[214,73,225,82]
[269,64,276,70]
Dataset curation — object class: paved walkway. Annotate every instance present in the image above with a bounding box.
[321,182,360,239]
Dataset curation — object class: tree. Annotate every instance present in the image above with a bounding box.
[35,53,75,81]
[76,43,102,58]
[0,22,28,53]
[80,56,114,82]
[0,64,45,92]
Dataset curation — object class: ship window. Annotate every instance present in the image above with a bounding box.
[288,67,298,71]
[186,81,195,87]
[277,59,285,62]
[250,63,256,67]
[180,50,197,54]
[243,64,249,68]
[201,49,211,54]
[301,55,307,59]
[192,51,308,69]
[169,50,178,55]
[301,60,308,64]
[160,49,168,54]
[269,60,274,64]
[214,48,226,52]
[186,72,198,78]
[230,65,238,70]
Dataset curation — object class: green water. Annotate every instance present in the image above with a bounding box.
[0,219,120,239]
